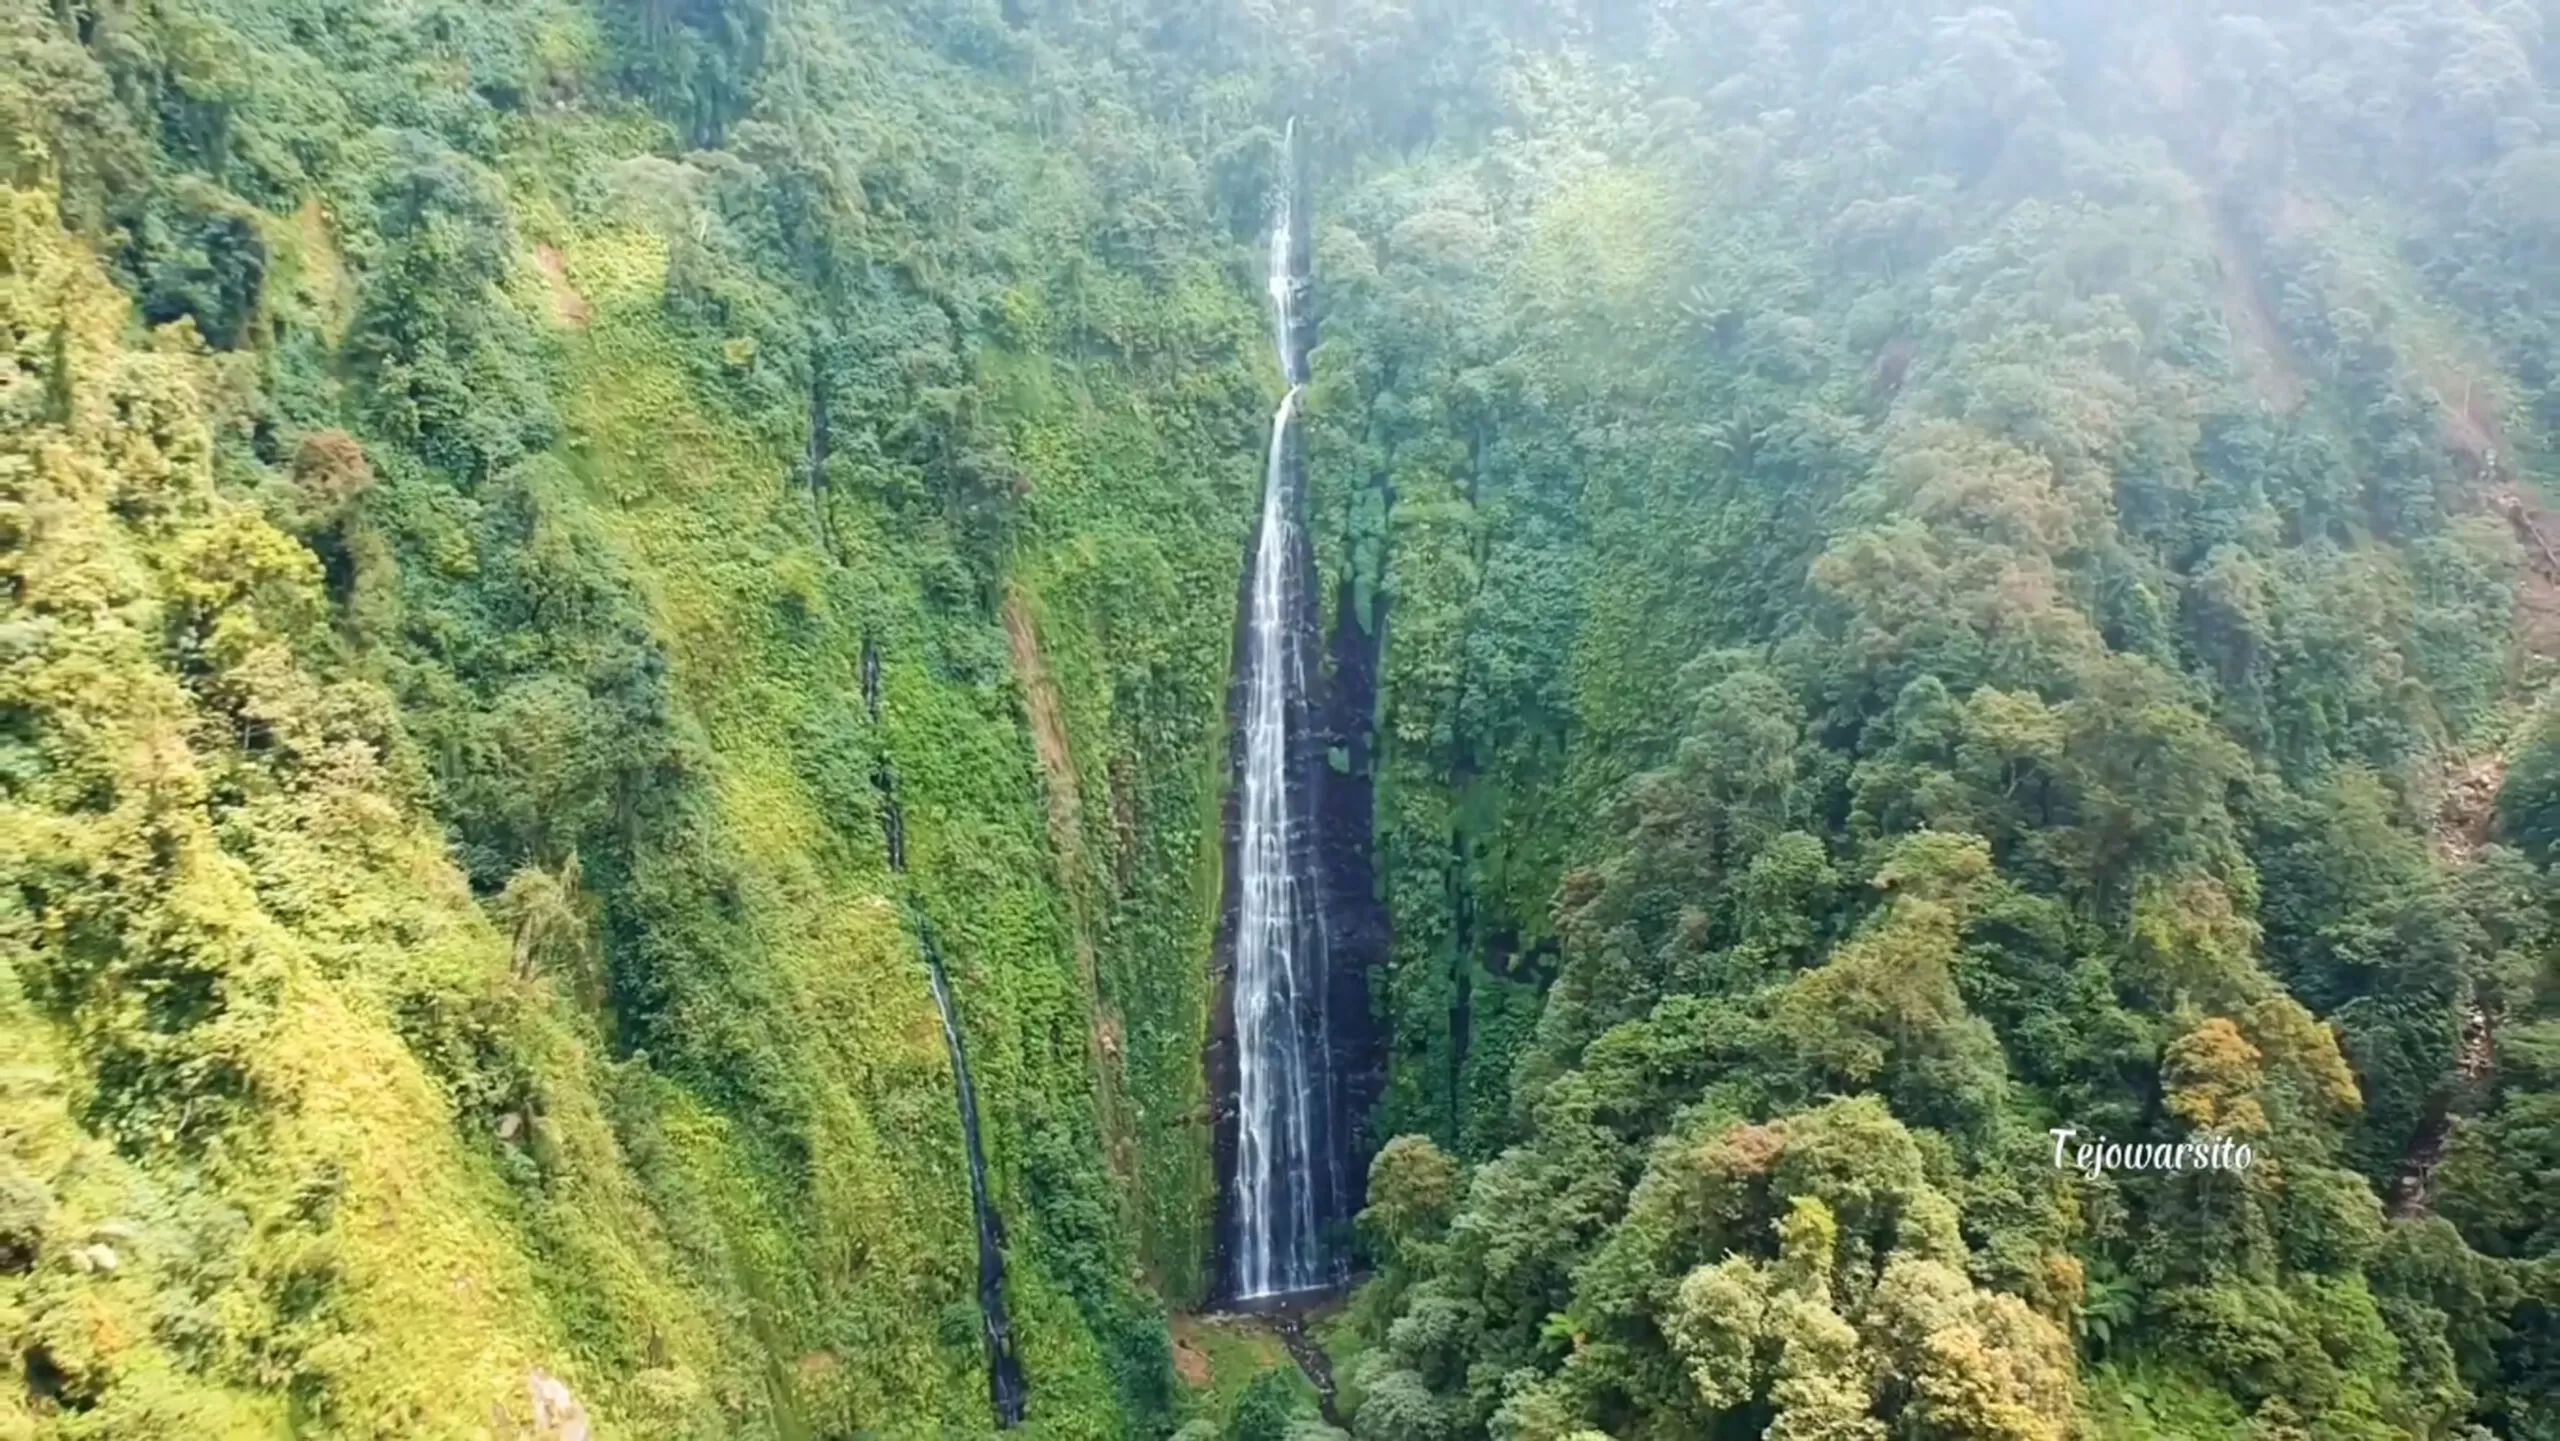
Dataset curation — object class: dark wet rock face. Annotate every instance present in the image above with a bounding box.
[1208,122,1381,1305]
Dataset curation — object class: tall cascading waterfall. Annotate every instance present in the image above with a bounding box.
[1222,118,1348,1303]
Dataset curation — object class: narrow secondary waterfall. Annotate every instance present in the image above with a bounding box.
[866,643,1025,1426]
[917,915,1028,1426]
[1227,120,1345,1303]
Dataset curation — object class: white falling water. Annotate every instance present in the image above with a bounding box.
[1232,124,1332,1301]
[1268,170,1303,389]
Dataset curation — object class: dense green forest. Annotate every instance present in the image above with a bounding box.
[7,0,2560,1437]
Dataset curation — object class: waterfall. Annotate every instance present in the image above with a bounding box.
[867,640,1024,1426]
[1229,118,1343,1302]
[1268,157,1303,390]
[918,915,1027,1426]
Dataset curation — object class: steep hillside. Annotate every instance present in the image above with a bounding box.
[1306,5,2560,1440]
[4,0,1273,1433]
[8,1,2560,1440]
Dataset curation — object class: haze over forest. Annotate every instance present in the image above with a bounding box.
[6,0,2560,1438]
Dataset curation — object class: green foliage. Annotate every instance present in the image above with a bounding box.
[3,0,1268,1428]
[1226,1368,1308,1441]
[0,178,690,1437]
[2500,705,2560,862]
[1310,4,2560,1440]
[1358,1134,1458,1264]
[12,0,2560,1436]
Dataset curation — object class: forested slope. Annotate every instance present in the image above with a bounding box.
[6,0,2560,1439]
[4,0,1278,1433]
[1315,4,2560,1440]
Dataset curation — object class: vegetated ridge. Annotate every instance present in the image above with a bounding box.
[7,2,2560,1440]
